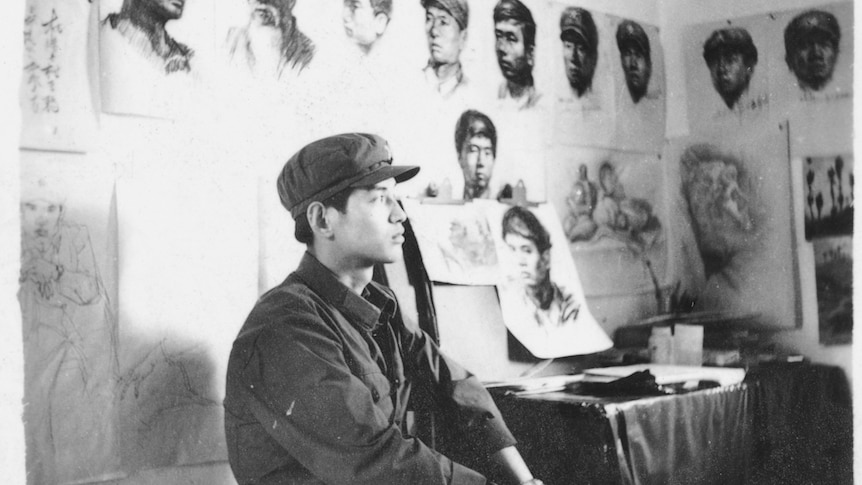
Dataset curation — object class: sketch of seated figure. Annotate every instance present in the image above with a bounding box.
[101,0,194,74]
[591,161,660,250]
[18,181,120,485]
[226,0,315,79]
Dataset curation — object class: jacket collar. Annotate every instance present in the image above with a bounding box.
[293,252,396,332]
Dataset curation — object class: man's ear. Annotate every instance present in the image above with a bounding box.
[374,12,390,36]
[307,202,335,240]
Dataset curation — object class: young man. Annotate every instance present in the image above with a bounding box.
[616,20,652,104]
[224,133,542,485]
[702,27,758,109]
[784,9,840,92]
[559,7,598,99]
[454,110,497,200]
[343,0,392,55]
[493,0,541,109]
[422,0,470,99]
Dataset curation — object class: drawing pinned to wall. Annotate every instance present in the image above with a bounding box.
[669,127,799,329]
[609,15,665,152]
[769,3,853,107]
[546,146,668,297]
[485,202,612,358]
[19,152,121,485]
[20,0,95,152]
[99,0,210,117]
[223,0,316,81]
[402,199,500,285]
[683,14,772,132]
[492,0,542,110]
[813,236,852,345]
[803,154,853,240]
[550,3,616,148]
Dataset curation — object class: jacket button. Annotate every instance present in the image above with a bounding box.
[371,389,380,401]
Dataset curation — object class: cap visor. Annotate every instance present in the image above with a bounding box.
[350,165,420,188]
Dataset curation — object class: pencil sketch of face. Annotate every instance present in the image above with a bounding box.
[616,20,652,103]
[343,0,390,53]
[501,206,551,288]
[702,28,758,109]
[681,145,754,276]
[559,7,598,97]
[424,1,468,67]
[454,110,497,200]
[227,0,315,77]
[141,0,186,20]
[494,0,535,86]
[21,198,64,240]
[784,10,840,92]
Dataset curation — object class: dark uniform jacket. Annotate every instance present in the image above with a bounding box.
[224,253,516,484]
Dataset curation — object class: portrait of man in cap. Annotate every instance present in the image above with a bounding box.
[422,0,470,99]
[343,0,392,56]
[702,27,758,109]
[494,0,541,109]
[224,132,544,485]
[225,0,315,79]
[616,19,652,103]
[784,9,841,92]
[559,7,598,99]
[455,110,498,200]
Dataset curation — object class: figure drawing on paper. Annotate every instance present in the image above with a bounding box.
[559,7,598,100]
[101,0,194,74]
[616,20,651,104]
[455,109,497,200]
[225,0,315,78]
[496,205,612,359]
[343,0,391,56]
[702,27,758,110]
[494,0,541,109]
[564,161,660,252]
[19,183,120,485]
[422,0,470,99]
[784,9,840,93]
[680,144,757,287]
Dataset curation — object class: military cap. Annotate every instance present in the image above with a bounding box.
[494,0,534,25]
[616,20,650,56]
[422,0,469,30]
[277,133,419,219]
[703,27,758,65]
[785,9,840,50]
[559,7,597,49]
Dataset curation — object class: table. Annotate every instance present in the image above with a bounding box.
[484,363,851,485]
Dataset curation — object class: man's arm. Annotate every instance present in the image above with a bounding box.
[491,446,543,485]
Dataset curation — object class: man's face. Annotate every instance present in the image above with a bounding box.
[141,0,185,21]
[708,51,752,105]
[504,232,549,287]
[561,33,596,95]
[21,199,63,240]
[327,179,406,266]
[248,0,292,28]
[425,6,466,66]
[789,33,838,90]
[620,45,651,100]
[343,0,386,49]
[495,20,532,84]
[458,135,495,199]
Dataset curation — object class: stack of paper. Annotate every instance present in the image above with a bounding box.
[583,364,746,387]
